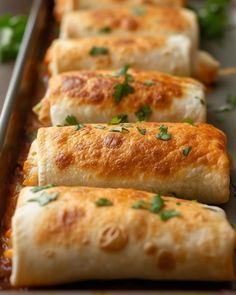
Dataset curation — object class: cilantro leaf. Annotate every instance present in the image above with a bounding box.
[135,105,152,121]
[96,198,113,206]
[95,124,106,129]
[149,194,165,214]
[109,126,129,133]
[112,64,130,77]
[156,125,171,141]
[183,117,194,125]
[64,115,78,126]
[159,209,181,221]
[28,192,59,206]
[99,26,111,33]
[113,79,135,104]
[75,123,86,131]
[182,146,192,157]
[30,184,55,193]
[132,200,148,209]
[0,14,27,63]
[110,114,129,125]
[89,46,109,56]
[191,0,230,40]
[136,127,146,135]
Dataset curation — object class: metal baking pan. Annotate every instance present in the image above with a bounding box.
[0,0,235,293]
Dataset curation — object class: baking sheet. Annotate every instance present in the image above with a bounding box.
[0,0,32,113]
[0,0,235,292]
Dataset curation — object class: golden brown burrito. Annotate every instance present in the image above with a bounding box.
[60,7,198,48]
[23,123,230,204]
[55,0,186,20]
[45,37,219,84]
[35,70,206,126]
[11,186,235,286]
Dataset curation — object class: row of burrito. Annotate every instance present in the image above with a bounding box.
[10,122,235,285]
[48,4,219,84]
[7,0,235,287]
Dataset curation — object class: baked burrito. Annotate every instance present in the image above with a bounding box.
[23,123,230,204]
[10,186,235,286]
[34,69,206,126]
[45,36,219,84]
[55,0,186,20]
[60,7,198,49]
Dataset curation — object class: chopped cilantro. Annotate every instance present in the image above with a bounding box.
[159,210,181,221]
[89,46,109,56]
[110,114,129,125]
[109,126,129,133]
[156,125,171,141]
[183,146,192,157]
[99,26,111,33]
[137,127,146,135]
[149,194,165,214]
[30,184,55,193]
[96,198,113,206]
[135,105,152,121]
[28,191,59,206]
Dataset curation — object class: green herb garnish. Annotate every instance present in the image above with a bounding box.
[109,126,129,133]
[137,127,146,135]
[89,46,109,56]
[96,198,113,206]
[64,115,85,130]
[215,94,236,113]
[95,124,106,129]
[75,123,86,131]
[31,184,55,193]
[0,14,27,63]
[183,117,194,125]
[191,0,230,40]
[113,81,134,103]
[159,209,181,221]
[64,115,78,126]
[99,26,111,33]
[149,194,165,214]
[144,80,155,87]
[112,64,130,77]
[135,105,152,121]
[182,146,192,157]
[156,125,171,141]
[28,191,59,206]
[110,114,129,125]
[132,7,146,16]
[132,200,148,209]
[113,65,135,103]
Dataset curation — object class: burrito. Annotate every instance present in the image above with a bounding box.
[45,36,219,84]
[23,123,230,204]
[35,70,206,126]
[10,186,235,286]
[55,0,186,20]
[60,7,198,49]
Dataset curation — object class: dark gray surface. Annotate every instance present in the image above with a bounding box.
[204,5,236,227]
[0,0,32,112]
